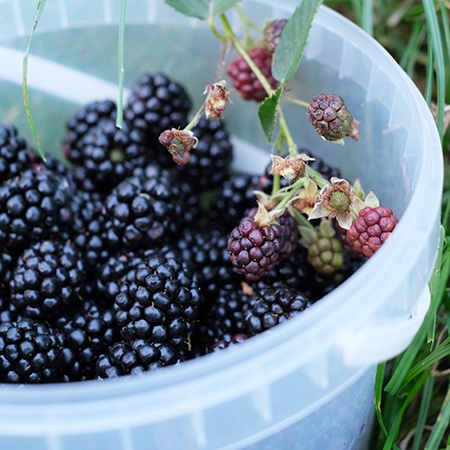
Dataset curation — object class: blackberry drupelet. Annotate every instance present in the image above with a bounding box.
[124,72,192,152]
[96,338,184,379]
[113,254,204,351]
[245,284,311,335]
[174,118,233,192]
[208,173,260,231]
[0,318,62,383]
[10,240,85,322]
[103,167,188,249]
[55,299,120,381]
[0,168,75,252]
[0,123,32,183]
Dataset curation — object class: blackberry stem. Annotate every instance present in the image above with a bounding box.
[218,13,298,155]
[290,207,316,232]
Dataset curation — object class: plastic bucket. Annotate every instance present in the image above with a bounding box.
[0,1,443,449]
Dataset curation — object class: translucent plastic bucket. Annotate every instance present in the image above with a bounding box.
[0,1,443,449]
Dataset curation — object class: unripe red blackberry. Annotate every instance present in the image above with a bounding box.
[227,216,284,281]
[308,93,353,142]
[263,19,287,53]
[227,47,278,102]
[346,206,399,258]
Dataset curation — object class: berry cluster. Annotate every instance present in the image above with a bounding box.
[0,16,399,386]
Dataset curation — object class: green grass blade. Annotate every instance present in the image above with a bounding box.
[361,0,373,36]
[425,384,450,450]
[411,375,434,450]
[402,337,450,385]
[385,227,447,395]
[400,21,426,77]
[116,0,127,129]
[22,0,47,161]
[375,362,389,439]
[422,0,446,140]
[383,372,429,450]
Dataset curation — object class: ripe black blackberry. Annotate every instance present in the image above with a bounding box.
[93,251,142,308]
[0,318,62,383]
[68,190,112,275]
[10,240,85,322]
[0,123,32,183]
[113,254,204,351]
[62,99,117,161]
[65,117,149,193]
[96,338,185,379]
[0,168,75,252]
[245,284,311,335]
[124,72,192,150]
[208,173,260,231]
[174,118,233,192]
[175,227,238,299]
[55,299,120,381]
[192,283,252,354]
[0,250,15,323]
[103,167,189,249]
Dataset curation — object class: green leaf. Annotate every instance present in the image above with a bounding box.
[165,0,240,20]
[258,86,283,142]
[273,0,323,83]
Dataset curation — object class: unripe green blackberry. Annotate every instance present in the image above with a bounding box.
[308,93,353,142]
[307,232,344,275]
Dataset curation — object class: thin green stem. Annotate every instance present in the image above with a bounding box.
[23,0,47,161]
[219,13,298,155]
[306,165,330,189]
[116,0,127,129]
[290,207,315,231]
[272,177,308,214]
[282,94,310,109]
